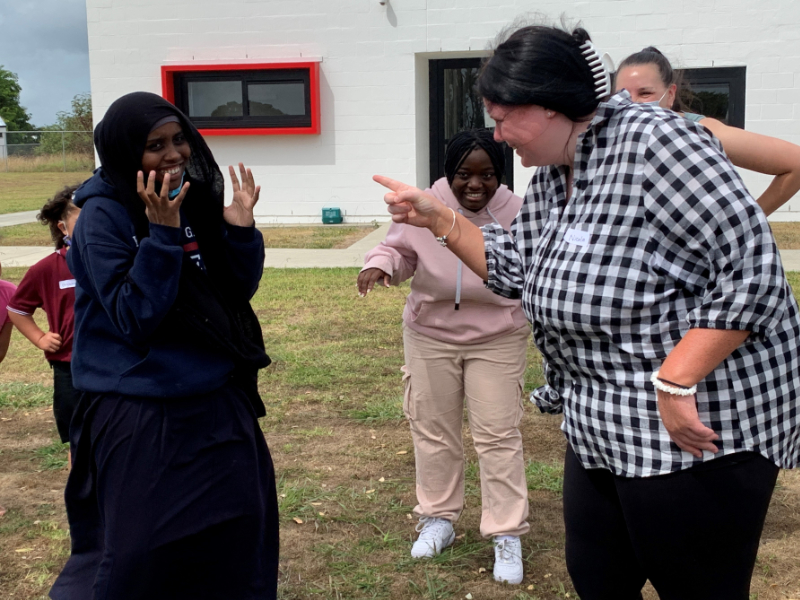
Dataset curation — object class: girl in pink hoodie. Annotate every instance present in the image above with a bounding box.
[359,129,530,585]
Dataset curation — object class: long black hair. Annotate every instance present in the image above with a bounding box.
[478,24,601,121]
[444,129,505,186]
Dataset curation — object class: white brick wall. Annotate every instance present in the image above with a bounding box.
[85,0,800,222]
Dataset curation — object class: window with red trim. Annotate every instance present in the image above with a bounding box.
[162,62,320,136]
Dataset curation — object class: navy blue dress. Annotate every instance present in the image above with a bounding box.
[51,168,277,600]
[51,384,278,600]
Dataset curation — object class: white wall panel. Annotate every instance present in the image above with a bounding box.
[85,0,800,221]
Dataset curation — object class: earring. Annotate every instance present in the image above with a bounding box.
[546,111,553,118]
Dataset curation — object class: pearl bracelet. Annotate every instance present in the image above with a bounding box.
[650,371,697,396]
[435,208,456,247]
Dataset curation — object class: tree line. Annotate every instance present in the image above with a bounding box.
[1,65,92,155]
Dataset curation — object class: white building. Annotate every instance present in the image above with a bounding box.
[85,0,800,222]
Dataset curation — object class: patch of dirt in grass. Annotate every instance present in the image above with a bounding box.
[270,406,575,599]
[0,408,70,599]
[3,384,800,600]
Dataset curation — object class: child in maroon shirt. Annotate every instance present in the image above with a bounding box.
[7,186,81,446]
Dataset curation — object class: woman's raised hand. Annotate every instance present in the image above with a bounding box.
[373,175,450,234]
[137,171,188,228]
[357,268,391,297]
[224,163,261,227]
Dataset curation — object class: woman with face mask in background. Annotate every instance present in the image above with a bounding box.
[616,46,800,216]
[358,129,530,585]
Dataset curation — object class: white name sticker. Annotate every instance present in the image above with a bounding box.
[564,228,590,248]
[59,279,76,289]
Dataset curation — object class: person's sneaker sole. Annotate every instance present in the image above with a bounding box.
[493,569,523,585]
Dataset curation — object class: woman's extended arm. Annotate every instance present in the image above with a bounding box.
[700,118,800,216]
[374,175,489,280]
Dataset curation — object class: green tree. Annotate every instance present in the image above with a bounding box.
[37,93,93,156]
[0,65,34,132]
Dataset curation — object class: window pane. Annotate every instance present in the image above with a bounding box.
[442,67,485,141]
[187,81,243,117]
[248,82,306,116]
[686,83,730,123]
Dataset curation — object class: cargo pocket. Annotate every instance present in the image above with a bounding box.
[514,380,525,428]
[401,365,414,421]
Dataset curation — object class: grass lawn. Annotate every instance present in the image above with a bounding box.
[1,267,799,599]
[0,223,55,246]
[259,225,378,249]
[0,173,93,215]
[768,222,800,249]
[0,224,377,249]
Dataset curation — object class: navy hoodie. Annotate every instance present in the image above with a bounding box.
[68,170,266,398]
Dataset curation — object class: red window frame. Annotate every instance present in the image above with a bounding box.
[161,61,321,136]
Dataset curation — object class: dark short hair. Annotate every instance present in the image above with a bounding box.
[38,185,79,249]
[444,129,505,187]
[478,24,600,121]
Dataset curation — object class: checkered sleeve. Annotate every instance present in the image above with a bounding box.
[482,221,524,299]
[642,122,787,340]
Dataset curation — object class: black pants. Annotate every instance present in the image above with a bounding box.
[563,445,778,600]
[50,360,81,444]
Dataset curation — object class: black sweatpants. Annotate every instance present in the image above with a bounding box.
[50,360,81,444]
[563,445,779,600]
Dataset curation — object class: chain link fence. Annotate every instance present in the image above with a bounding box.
[1,130,94,173]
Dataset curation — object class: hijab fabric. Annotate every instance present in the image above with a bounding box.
[94,92,269,409]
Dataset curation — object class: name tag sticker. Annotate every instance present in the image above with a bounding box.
[564,228,590,248]
[59,279,76,289]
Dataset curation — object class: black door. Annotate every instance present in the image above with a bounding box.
[429,58,514,190]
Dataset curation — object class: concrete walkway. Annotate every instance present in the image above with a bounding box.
[3,211,800,271]
[0,210,40,228]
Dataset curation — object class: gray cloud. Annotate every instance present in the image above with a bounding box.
[0,0,90,127]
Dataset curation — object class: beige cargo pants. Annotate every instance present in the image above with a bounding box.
[402,325,530,538]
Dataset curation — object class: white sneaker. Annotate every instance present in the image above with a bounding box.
[493,535,523,584]
[410,516,455,558]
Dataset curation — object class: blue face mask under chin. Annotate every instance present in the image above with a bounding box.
[168,171,186,199]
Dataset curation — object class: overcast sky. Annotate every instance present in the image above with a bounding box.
[0,0,90,128]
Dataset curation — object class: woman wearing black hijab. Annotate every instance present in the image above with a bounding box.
[50,92,278,600]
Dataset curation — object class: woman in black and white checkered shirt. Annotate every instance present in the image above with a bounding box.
[375,23,800,600]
